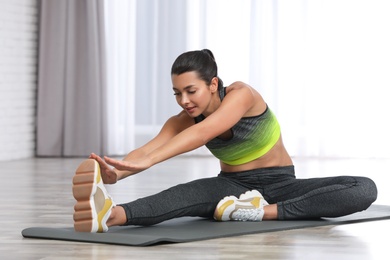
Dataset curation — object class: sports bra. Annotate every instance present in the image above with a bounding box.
[194,87,281,166]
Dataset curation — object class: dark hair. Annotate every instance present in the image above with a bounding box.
[171,49,223,90]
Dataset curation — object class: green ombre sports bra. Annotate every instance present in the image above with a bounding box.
[194,87,281,166]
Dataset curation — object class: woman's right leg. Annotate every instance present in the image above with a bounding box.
[118,176,250,226]
[73,159,251,231]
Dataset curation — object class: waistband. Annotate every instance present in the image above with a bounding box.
[218,165,295,178]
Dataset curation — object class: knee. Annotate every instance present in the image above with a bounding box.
[358,177,378,206]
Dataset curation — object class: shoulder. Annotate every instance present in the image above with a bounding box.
[223,81,259,103]
[225,81,257,96]
[224,81,266,116]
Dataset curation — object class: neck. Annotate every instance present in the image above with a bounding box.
[202,91,221,117]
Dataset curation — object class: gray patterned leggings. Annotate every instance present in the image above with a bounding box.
[120,165,377,226]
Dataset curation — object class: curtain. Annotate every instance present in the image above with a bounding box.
[37,0,109,156]
[37,0,390,158]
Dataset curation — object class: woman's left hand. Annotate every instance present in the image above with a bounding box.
[103,156,152,175]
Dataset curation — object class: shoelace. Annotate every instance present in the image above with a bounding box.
[232,208,264,221]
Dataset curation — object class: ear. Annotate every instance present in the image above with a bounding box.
[210,77,219,93]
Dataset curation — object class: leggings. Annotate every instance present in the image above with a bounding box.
[119,165,377,226]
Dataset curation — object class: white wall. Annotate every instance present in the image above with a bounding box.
[0,0,39,161]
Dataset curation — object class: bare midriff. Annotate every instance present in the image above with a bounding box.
[220,135,293,173]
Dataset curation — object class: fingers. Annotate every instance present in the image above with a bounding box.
[104,156,125,169]
[91,154,130,171]
[90,153,110,169]
[89,153,100,160]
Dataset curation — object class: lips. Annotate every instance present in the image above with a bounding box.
[186,106,196,113]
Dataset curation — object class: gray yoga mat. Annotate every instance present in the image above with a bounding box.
[22,204,390,246]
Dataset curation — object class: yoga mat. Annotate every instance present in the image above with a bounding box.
[22,204,390,246]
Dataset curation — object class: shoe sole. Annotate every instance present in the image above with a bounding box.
[72,159,107,232]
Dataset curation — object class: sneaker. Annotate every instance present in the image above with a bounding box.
[72,159,115,232]
[214,190,268,221]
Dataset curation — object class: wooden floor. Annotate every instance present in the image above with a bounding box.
[1,156,389,259]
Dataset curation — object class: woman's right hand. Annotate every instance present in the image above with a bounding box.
[89,153,119,184]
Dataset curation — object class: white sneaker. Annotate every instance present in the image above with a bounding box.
[72,159,115,232]
[214,190,268,221]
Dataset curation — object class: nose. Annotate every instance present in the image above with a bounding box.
[180,94,190,106]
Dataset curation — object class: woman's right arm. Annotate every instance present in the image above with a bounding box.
[92,110,193,184]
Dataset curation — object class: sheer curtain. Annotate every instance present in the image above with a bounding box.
[37,0,390,158]
[272,0,390,158]
[103,0,136,155]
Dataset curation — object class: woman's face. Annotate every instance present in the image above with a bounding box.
[171,71,218,117]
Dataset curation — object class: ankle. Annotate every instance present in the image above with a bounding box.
[263,204,278,220]
[107,205,127,227]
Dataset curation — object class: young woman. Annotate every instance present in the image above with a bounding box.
[72,49,377,232]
